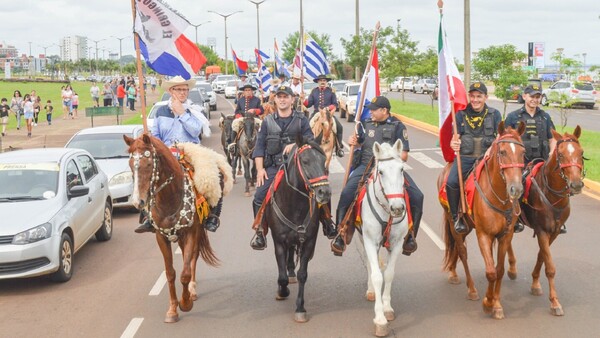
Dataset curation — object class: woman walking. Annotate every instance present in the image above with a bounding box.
[22,94,34,137]
[102,82,114,106]
[10,90,24,130]
[62,85,73,119]
[126,81,136,111]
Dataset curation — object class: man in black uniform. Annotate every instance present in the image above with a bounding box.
[249,86,336,250]
[331,96,424,256]
[447,82,503,234]
[505,84,560,233]
[305,74,345,157]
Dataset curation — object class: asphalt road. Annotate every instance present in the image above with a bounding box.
[2,94,600,338]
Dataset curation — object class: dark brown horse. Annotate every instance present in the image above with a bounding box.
[124,134,219,323]
[438,121,526,319]
[513,126,584,316]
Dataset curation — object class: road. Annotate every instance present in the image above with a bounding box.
[1,94,600,338]
[386,90,600,132]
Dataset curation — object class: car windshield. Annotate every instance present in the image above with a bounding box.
[196,83,212,92]
[304,82,319,91]
[0,163,59,200]
[217,76,236,82]
[161,91,203,104]
[347,85,360,96]
[425,79,436,84]
[67,133,133,159]
[333,83,347,91]
[226,80,238,87]
[575,83,594,91]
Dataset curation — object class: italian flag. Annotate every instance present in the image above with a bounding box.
[438,13,468,163]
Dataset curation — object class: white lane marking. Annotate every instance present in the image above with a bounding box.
[120,318,144,338]
[435,151,444,157]
[149,271,166,296]
[421,220,445,250]
[409,152,445,168]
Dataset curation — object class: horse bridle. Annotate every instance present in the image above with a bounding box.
[543,137,585,196]
[366,156,407,226]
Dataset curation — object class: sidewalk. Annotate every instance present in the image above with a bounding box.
[0,91,160,151]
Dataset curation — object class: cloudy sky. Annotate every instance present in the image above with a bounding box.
[2,0,598,68]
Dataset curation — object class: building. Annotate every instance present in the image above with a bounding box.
[0,43,18,58]
[60,36,88,61]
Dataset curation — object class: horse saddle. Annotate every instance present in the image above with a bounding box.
[522,160,545,204]
[438,155,488,216]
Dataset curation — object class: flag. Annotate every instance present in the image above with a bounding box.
[355,47,380,122]
[274,39,291,78]
[231,48,248,75]
[303,34,330,81]
[134,0,206,79]
[255,49,272,93]
[438,13,468,163]
[292,48,302,79]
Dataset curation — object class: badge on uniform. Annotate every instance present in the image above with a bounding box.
[403,128,408,140]
[368,130,375,138]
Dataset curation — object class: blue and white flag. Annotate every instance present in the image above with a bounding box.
[303,34,330,81]
[355,46,380,122]
[274,39,291,78]
[255,49,272,93]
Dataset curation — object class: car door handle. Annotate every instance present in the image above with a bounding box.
[88,197,92,203]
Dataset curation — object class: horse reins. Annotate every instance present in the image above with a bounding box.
[366,157,407,228]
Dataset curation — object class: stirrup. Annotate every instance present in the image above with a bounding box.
[250,231,267,250]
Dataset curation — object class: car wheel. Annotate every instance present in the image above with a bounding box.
[347,113,355,123]
[588,104,595,110]
[210,104,217,111]
[51,233,74,283]
[517,95,524,104]
[95,201,113,242]
[340,107,346,119]
[541,95,548,106]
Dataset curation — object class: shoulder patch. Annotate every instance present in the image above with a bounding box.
[403,128,408,140]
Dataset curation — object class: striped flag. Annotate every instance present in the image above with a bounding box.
[355,46,380,122]
[231,47,248,75]
[438,12,468,163]
[292,48,302,79]
[303,34,330,81]
[134,0,206,79]
[274,39,291,78]
[255,49,272,93]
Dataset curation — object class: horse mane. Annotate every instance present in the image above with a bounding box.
[306,138,326,157]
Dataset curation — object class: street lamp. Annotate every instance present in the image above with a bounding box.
[582,52,587,75]
[208,10,243,75]
[248,0,266,51]
[190,21,211,45]
[91,38,106,72]
[111,35,128,74]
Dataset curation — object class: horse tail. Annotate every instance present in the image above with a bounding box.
[198,227,220,267]
[442,213,457,272]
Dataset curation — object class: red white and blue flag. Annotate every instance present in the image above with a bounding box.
[438,12,468,162]
[355,46,380,122]
[231,47,248,76]
[255,49,272,93]
[134,0,206,79]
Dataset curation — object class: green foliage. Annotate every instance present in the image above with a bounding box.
[472,44,526,81]
[198,44,221,66]
[407,47,438,78]
[493,67,528,117]
[341,27,393,80]
[281,31,334,64]
[379,22,418,81]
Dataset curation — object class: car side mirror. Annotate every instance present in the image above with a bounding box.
[204,98,210,103]
[68,185,89,199]
[341,92,348,97]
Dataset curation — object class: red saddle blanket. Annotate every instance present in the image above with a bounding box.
[523,161,544,203]
[353,176,413,231]
[263,169,285,206]
[438,155,488,216]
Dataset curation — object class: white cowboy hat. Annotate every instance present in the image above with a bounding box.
[161,75,196,90]
[271,78,281,85]
[292,74,302,80]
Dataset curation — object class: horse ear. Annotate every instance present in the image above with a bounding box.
[394,139,403,154]
[295,133,303,147]
[573,125,582,139]
[142,133,152,145]
[517,121,526,135]
[373,142,382,159]
[497,120,506,135]
[123,134,133,146]
[220,112,225,119]
[551,129,562,141]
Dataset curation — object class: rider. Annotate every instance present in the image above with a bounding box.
[236,73,251,101]
[135,76,222,234]
[230,84,263,142]
[446,82,503,235]
[304,74,345,157]
[249,85,336,250]
[505,84,560,233]
[331,96,424,256]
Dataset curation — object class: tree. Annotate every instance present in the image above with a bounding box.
[492,67,528,117]
[550,51,582,80]
[281,31,334,63]
[379,21,418,86]
[198,44,220,66]
[340,26,393,81]
[472,44,526,81]
[407,47,438,79]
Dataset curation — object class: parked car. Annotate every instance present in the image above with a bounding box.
[212,75,237,93]
[224,80,240,99]
[412,78,437,94]
[65,125,144,209]
[338,82,361,122]
[389,77,413,92]
[160,88,210,118]
[330,80,351,111]
[510,79,543,103]
[541,81,596,109]
[303,81,319,94]
[195,81,217,111]
[0,148,112,282]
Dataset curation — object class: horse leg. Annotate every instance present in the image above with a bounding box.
[531,244,545,296]
[243,156,251,197]
[357,235,376,301]
[507,241,518,280]
[251,159,257,187]
[294,239,317,323]
[381,244,403,322]
[156,234,179,323]
[363,234,389,337]
[287,246,297,284]
[274,241,290,301]
[178,231,196,312]
[537,231,564,316]
[456,233,479,300]
[476,233,498,317]
[489,234,513,320]
[188,230,201,301]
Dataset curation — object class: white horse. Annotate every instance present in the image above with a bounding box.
[356,140,409,337]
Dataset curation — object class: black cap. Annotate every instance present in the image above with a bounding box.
[240,83,257,91]
[313,74,332,83]
[275,85,294,96]
[469,82,487,95]
[524,84,542,95]
[366,96,391,110]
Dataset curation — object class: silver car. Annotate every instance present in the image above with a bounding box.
[0,148,112,282]
[542,81,596,109]
[65,125,144,209]
[196,82,217,111]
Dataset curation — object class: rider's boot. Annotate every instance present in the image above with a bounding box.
[447,185,468,234]
[335,120,344,157]
[135,208,154,234]
[514,220,525,233]
[331,207,348,256]
[250,202,267,250]
[560,224,567,234]
[205,197,223,232]
[402,207,421,256]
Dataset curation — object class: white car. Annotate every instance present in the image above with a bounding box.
[211,75,237,93]
[389,77,413,92]
[65,125,144,209]
[224,80,240,99]
[330,80,351,110]
[196,81,217,111]
[339,82,361,122]
[412,78,437,94]
[0,148,112,282]
[542,81,596,109]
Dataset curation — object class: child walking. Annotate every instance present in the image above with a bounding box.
[45,100,54,125]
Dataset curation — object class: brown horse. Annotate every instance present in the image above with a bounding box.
[513,126,584,316]
[310,108,336,169]
[438,121,526,319]
[124,134,219,323]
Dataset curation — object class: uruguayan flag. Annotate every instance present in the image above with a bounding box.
[303,34,330,81]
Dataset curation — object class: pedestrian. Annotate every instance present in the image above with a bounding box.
[62,85,73,119]
[22,94,34,137]
[10,90,23,130]
[102,82,114,107]
[126,81,136,111]
[0,98,9,136]
[44,99,53,125]
[445,82,503,235]
[71,91,79,119]
[90,81,100,107]
[149,75,157,92]
[330,95,424,256]
[33,95,41,126]
[116,81,126,107]
[110,79,118,107]
[504,84,561,233]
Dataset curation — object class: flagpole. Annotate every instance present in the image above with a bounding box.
[299,0,305,91]
[131,0,149,133]
[342,21,381,185]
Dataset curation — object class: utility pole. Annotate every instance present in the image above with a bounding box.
[464,0,471,90]
[91,39,106,74]
[208,10,242,75]
[111,35,128,74]
[249,1,266,52]
[191,21,211,45]
[582,52,587,74]
[354,0,360,81]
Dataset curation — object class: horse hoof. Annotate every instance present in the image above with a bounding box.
[467,291,480,301]
[374,323,389,337]
[294,312,309,323]
[288,276,297,284]
[384,310,395,321]
[366,291,376,302]
[164,314,179,323]
[244,192,251,197]
[507,271,518,280]
[448,276,461,285]
[483,304,493,315]
[492,307,504,320]
[179,300,193,312]
[551,306,564,316]
[531,287,543,296]
[237,170,243,176]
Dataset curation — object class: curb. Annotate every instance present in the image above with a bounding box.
[391,111,600,197]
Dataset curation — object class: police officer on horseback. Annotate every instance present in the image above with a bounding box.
[505,84,561,233]
[447,82,503,235]
[331,96,424,256]
[249,85,336,250]
[304,74,345,157]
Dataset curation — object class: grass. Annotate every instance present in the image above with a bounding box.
[389,97,600,182]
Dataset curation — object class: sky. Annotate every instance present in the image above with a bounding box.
[1,0,599,69]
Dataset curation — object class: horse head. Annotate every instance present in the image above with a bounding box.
[551,125,584,194]
[372,140,407,218]
[243,112,258,144]
[494,121,526,201]
[219,113,234,141]
[288,134,331,204]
